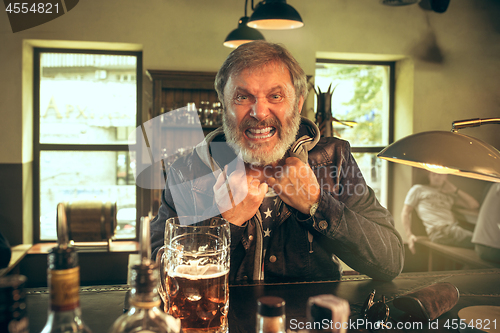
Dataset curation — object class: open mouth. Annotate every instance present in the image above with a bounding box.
[245,126,276,140]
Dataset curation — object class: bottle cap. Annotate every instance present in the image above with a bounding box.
[257,296,285,317]
[131,263,159,294]
[48,246,78,270]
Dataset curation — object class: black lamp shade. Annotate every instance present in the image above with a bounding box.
[248,0,303,30]
[224,16,265,49]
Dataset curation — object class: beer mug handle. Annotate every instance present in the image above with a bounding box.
[155,245,167,307]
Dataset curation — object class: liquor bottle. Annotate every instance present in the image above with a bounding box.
[40,246,92,333]
[256,296,286,333]
[41,203,92,333]
[109,216,181,333]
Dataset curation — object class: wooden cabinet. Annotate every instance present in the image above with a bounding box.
[143,70,220,216]
[146,70,219,116]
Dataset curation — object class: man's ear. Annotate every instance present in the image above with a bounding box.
[297,96,305,114]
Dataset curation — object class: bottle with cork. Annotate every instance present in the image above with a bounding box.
[256,296,286,333]
[40,203,92,333]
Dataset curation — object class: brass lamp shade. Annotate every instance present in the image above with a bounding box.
[377,131,500,183]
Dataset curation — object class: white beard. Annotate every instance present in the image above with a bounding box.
[223,107,301,166]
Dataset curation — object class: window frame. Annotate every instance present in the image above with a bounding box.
[33,47,143,243]
[315,58,395,207]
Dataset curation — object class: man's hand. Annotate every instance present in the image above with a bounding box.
[407,234,418,255]
[213,166,268,226]
[267,157,320,215]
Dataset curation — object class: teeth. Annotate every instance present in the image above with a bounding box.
[248,127,273,134]
[246,127,275,139]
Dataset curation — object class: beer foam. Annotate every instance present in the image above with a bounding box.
[171,264,228,280]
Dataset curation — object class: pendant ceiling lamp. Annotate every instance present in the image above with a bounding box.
[248,0,304,30]
[377,118,500,183]
[224,0,266,48]
[380,0,419,6]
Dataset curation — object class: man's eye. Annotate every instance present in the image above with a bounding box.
[269,94,283,102]
[235,95,251,104]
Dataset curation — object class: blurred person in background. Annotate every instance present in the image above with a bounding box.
[402,171,479,254]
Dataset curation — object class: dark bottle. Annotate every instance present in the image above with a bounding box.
[0,275,29,333]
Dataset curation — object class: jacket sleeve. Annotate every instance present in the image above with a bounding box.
[150,164,194,260]
[150,158,227,260]
[298,144,404,281]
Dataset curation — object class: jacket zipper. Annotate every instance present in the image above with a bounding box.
[254,212,264,281]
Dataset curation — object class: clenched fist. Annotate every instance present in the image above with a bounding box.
[213,166,268,226]
[267,157,320,215]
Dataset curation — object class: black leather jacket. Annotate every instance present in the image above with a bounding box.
[150,118,404,283]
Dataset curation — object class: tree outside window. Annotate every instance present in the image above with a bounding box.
[315,60,394,205]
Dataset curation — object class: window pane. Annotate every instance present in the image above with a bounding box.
[352,152,388,206]
[39,53,137,144]
[39,151,137,240]
[315,63,390,147]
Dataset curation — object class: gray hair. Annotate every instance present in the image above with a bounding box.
[215,41,308,108]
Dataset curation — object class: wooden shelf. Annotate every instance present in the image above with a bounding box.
[144,70,219,217]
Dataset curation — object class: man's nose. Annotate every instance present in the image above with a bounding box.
[249,99,270,121]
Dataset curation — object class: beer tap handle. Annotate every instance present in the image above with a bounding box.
[140,216,152,265]
[56,202,69,249]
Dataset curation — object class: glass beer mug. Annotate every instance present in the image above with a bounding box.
[156,216,230,333]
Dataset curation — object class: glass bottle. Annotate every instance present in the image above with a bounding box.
[41,202,92,333]
[0,275,29,333]
[40,245,92,333]
[256,296,286,333]
[109,216,181,333]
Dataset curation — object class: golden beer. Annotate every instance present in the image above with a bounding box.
[157,217,230,333]
[167,264,229,332]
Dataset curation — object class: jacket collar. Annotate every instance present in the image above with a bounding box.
[194,116,321,174]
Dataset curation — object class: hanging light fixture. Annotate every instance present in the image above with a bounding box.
[224,0,265,49]
[248,0,304,30]
[377,118,500,183]
[380,0,419,6]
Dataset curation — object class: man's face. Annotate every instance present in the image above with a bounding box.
[222,62,304,166]
[428,172,447,187]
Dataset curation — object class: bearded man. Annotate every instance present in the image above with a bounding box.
[150,41,404,282]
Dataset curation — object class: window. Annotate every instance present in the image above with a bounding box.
[315,60,394,205]
[34,49,142,241]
